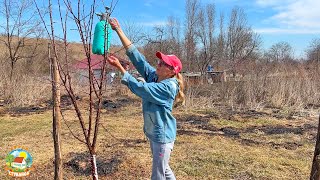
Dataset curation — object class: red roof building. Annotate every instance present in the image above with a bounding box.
[73,54,133,84]
[74,54,132,70]
[13,157,24,163]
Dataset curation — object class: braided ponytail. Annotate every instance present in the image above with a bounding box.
[174,73,185,106]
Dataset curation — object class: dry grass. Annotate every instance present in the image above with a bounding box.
[0,96,316,179]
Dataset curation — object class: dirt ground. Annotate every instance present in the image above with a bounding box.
[0,95,318,179]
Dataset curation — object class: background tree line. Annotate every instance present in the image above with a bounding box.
[0,0,319,110]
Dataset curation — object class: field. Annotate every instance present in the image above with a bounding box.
[0,93,318,180]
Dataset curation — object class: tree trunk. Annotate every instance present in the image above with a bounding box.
[310,115,320,180]
[52,56,63,180]
[10,62,14,82]
[91,154,99,180]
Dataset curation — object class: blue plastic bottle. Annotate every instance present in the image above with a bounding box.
[92,13,112,55]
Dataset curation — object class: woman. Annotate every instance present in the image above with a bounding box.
[107,18,185,180]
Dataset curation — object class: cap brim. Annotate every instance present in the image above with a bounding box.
[156,51,163,59]
[156,51,172,66]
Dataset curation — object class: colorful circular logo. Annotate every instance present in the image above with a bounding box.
[5,148,33,177]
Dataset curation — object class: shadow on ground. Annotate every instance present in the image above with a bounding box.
[176,112,317,150]
[64,151,124,176]
[1,95,140,116]
[101,97,140,112]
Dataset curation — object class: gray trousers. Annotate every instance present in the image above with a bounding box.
[150,141,176,180]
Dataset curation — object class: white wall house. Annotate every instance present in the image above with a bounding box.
[11,157,26,169]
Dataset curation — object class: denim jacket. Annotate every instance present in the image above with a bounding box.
[121,45,179,143]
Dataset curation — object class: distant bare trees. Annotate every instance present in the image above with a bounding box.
[0,0,48,107]
[122,20,145,46]
[224,7,260,72]
[165,16,182,58]
[0,0,42,81]
[195,3,216,73]
[184,0,199,71]
[215,12,225,69]
[265,42,293,63]
[158,2,261,75]
[143,16,182,65]
[142,0,260,75]
[307,38,320,63]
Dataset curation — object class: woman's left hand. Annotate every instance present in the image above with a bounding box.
[108,18,120,31]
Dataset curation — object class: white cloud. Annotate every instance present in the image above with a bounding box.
[139,21,167,27]
[256,0,320,29]
[255,0,293,7]
[143,0,155,7]
[204,0,239,3]
[254,27,320,34]
[144,2,152,7]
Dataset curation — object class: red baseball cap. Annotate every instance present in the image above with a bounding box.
[156,51,182,74]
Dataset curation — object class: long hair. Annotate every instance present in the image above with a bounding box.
[174,73,185,106]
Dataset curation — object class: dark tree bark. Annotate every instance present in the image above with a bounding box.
[310,115,320,180]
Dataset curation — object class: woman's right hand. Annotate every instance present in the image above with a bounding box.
[108,55,127,74]
[108,18,120,30]
[107,55,122,68]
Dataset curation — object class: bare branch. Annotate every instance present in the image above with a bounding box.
[60,110,86,144]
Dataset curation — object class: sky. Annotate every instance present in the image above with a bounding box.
[1,0,319,58]
[106,0,320,58]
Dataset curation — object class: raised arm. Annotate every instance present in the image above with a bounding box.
[108,18,132,50]
[108,17,156,81]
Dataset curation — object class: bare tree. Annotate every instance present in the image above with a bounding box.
[166,16,182,58]
[216,12,225,68]
[34,0,114,179]
[143,16,182,67]
[122,19,145,46]
[306,38,320,63]
[153,26,166,51]
[195,3,216,73]
[184,0,200,71]
[306,38,320,73]
[225,7,261,73]
[310,115,320,180]
[265,41,293,62]
[142,25,166,63]
[0,0,42,81]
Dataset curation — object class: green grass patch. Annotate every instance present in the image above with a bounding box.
[209,117,283,129]
[0,113,51,138]
[0,105,315,179]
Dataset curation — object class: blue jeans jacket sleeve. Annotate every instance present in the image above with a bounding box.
[123,45,179,143]
[121,72,177,106]
[126,45,157,82]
